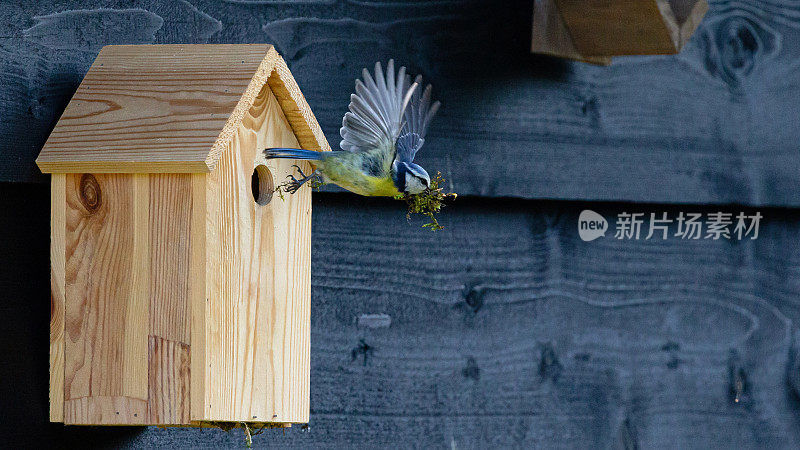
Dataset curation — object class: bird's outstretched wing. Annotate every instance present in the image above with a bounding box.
[340,60,418,154]
[395,74,441,164]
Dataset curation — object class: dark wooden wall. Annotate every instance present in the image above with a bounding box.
[2,0,800,448]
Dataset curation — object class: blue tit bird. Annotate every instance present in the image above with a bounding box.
[264,60,440,197]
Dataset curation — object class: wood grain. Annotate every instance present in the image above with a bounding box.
[147,174,194,425]
[7,182,800,445]
[36,45,271,173]
[203,83,311,423]
[44,43,321,424]
[63,173,150,424]
[148,174,192,345]
[42,194,793,447]
[61,172,198,425]
[266,50,332,154]
[294,196,800,448]
[49,174,65,422]
[555,0,680,56]
[35,44,329,174]
[189,173,207,422]
[531,0,612,64]
[147,336,190,424]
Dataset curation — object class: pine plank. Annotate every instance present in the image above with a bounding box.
[49,174,65,422]
[147,336,191,424]
[148,174,192,344]
[63,173,149,423]
[203,83,311,423]
[64,396,148,425]
[146,174,194,424]
[35,44,329,175]
[189,173,207,422]
[35,44,269,173]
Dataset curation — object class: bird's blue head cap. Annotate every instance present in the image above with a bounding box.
[394,161,430,195]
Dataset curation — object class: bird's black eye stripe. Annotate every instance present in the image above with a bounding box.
[393,163,407,192]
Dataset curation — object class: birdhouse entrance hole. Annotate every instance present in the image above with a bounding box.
[252,164,274,206]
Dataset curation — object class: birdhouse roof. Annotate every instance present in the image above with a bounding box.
[36,44,330,174]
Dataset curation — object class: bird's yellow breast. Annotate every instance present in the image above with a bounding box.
[320,151,401,197]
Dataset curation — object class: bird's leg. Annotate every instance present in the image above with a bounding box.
[285,164,321,194]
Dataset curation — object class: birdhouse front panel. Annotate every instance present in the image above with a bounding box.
[200,83,311,424]
[41,44,329,426]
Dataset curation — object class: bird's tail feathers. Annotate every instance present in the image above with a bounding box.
[264,148,323,161]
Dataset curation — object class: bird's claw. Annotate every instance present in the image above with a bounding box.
[281,164,320,195]
[285,179,302,194]
[291,164,307,179]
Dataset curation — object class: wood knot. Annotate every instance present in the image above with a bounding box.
[351,339,373,366]
[79,174,102,213]
[461,357,480,381]
[700,14,777,88]
[727,349,749,405]
[618,416,639,450]
[462,283,485,313]
[539,343,562,382]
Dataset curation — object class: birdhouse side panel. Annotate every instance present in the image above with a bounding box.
[202,83,311,423]
[60,172,199,425]
[50,174,66,422]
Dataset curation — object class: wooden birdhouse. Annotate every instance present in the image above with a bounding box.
[37,44,330,427]
[532,0,709,64]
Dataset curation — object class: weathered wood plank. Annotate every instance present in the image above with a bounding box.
[3,0,800,207]
[113,195,800,447]
[5,184,800,446]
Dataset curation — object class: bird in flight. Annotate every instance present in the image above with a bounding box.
[264,60,440,197]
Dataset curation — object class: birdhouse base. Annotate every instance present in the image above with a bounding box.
[532,0,709,63]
